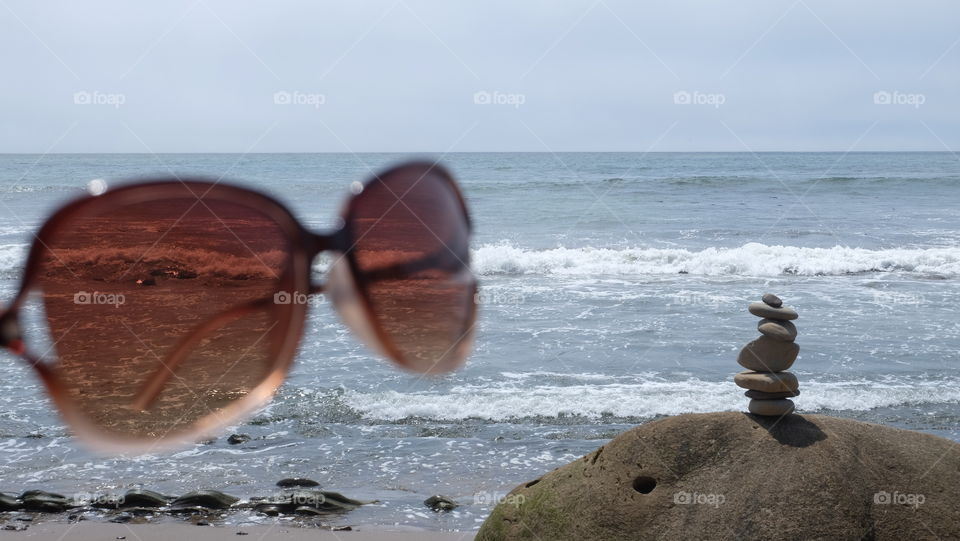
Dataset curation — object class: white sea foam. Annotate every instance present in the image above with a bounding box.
[343,376,960,422]
[472,242,960,277]
[0,244,28,279]
[3,241,957,278]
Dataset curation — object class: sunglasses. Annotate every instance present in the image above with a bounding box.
[0,161,477,452]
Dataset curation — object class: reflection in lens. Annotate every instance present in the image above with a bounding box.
[37,189,290,441]
[348,165,476,374]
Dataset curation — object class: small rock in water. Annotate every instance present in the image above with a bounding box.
[734,371,799,393]
[748,398,795,416]
[227,434,251,445]
[747,302,798,321]
[757,318,798,342]
[761,293,783,307]
[424,495,459,512]
[276,478,320,488]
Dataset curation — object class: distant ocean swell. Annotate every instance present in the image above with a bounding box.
[472,242,960,277]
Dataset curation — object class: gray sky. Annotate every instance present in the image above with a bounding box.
[1,1,958,152]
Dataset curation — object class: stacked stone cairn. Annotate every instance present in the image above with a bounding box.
[734,293,800,416]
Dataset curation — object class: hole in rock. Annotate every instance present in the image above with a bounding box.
[632,476,656,494]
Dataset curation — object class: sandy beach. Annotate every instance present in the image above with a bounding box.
[0,523,475,541]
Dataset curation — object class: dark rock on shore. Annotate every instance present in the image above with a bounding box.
[477,412,960,541]
[226,434,251,445]
[121,488,171,508]
[249,489,373,516]
[424,495,459,512]
[170,490,238,510]
[0,493,21,511]
[1,486,375,522]
[20,491,70,513]
[276,478,320,488]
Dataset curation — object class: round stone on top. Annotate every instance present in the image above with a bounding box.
[762,293,783,308]
[748,302,798,321]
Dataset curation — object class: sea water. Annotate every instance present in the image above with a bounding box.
[0,152,958,530]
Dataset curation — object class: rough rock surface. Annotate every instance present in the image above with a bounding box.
[477,413,960,541]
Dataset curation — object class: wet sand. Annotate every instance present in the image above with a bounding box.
[0,523,476,540]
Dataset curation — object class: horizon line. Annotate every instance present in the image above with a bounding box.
[0,150,956,155]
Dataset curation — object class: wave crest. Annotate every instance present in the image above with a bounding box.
[343,375,960,422]
[472,242,960,277]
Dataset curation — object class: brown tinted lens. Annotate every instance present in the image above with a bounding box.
[36,188,291,441]
[348,165,476,374]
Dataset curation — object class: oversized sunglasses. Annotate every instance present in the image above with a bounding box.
[0,161,477,452]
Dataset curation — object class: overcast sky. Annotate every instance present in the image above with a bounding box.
[1,1,958,152]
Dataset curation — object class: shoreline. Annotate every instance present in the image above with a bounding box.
[0,522,477,540]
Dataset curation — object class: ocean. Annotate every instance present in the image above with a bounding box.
[1,152,958,530]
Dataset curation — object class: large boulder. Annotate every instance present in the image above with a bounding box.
[477,413,960,540]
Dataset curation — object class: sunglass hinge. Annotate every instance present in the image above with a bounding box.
[0,310,23,353]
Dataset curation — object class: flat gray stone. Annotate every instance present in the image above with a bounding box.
[737,336,800,372]
[757,318,798,342]
[748,398,795,416]
[748,302,798,320]
[734,371,799,393]
[745,389,800,399]
[762,293,782,307]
